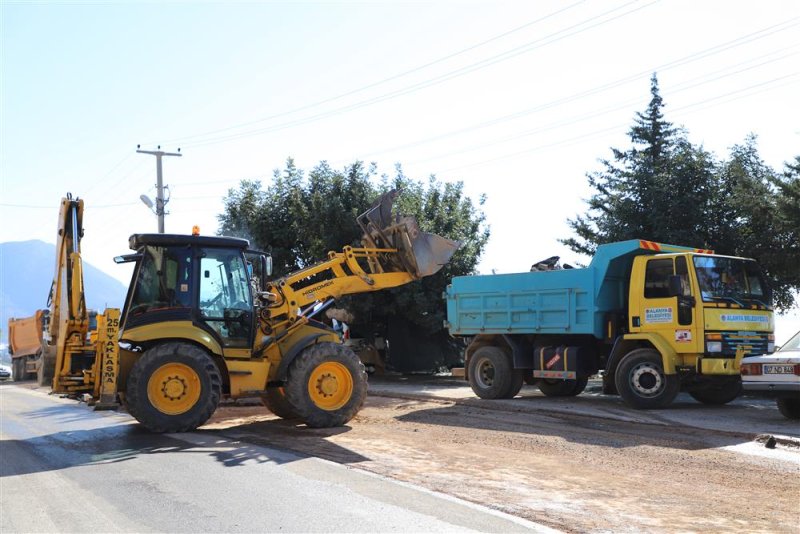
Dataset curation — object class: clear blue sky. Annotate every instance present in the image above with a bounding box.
[1,0,798,341]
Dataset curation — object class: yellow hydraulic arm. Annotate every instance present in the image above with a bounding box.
[42,193,121,401]
[258,189,460,342]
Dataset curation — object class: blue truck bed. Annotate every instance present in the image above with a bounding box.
[445,240,697,339]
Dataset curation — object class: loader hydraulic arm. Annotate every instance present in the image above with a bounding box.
[257,189,460,340]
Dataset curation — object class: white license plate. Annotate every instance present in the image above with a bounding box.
[763,364,795,374]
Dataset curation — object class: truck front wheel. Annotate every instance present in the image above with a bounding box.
[688,378,742,405]
[285,342,367,428]
[615,348,679,409]
[468,346,523,399]
[777,398,800,419]
[126,342,221,433]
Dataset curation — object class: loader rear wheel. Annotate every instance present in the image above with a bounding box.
[468,346,523,399]
[126,342,221,433]
[615,348,679,409]
[285,342,367,428]
[261,387,300,420]
[537,375,589,397]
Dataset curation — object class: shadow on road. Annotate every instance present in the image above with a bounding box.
[1,418,368,479]
[393,401,758,452]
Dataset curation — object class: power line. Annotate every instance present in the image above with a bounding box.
[152,0,588,146]
[184,9,797,150]
[172,0,659,148]
[433,72,800,175]
[355,20,800,159]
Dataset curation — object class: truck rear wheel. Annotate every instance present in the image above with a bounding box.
[615,348,679,409]
[12,358,24,381]
[261,387,300,420]
[126,342,221,433]
[285,342,367,428]
[468,346,523,399]
[37,346,56,387]
[688,378,742,405]
[537,375,589,397]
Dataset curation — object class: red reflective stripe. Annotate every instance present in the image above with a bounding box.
[640,240,661,251]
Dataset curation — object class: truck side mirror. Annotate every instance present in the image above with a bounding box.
[668,275,683,297]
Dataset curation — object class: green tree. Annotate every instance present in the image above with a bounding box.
[562,74,717,254]
[218,159,489,371]
[564,74,799,309]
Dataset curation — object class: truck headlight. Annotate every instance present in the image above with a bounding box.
[706,341,722,353]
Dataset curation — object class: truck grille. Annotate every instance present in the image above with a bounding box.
[719,331,770,356]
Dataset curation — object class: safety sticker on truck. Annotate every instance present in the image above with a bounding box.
[675,330,692,343]
[645,307,673,323]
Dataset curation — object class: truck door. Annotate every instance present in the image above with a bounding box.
[630,256,699,354]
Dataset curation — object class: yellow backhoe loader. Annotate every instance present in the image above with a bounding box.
[106,189,459,432]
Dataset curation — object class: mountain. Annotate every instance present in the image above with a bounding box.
[0,240,128,341]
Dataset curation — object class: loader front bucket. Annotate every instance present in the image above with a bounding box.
[357,190,460,279]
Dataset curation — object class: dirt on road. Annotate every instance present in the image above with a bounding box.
[202,383,800,533]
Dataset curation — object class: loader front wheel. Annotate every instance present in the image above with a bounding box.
[285,342,367,428]
[126,342,221,433]
[688,377,742,405]
[261,387,300,420]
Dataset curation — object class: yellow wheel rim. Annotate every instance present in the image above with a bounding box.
[147,363,201,415]
[308,362,353,411]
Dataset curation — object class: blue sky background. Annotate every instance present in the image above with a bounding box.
[2,0,798,341]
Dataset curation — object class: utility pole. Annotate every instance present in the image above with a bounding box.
[136,145,182,233]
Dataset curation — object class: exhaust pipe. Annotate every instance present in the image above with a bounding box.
[357,190,460,279]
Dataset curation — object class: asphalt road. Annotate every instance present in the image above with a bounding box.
[0,384,550,533]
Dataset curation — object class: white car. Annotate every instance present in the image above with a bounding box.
[740,331,800,419]
[0,364,11,381]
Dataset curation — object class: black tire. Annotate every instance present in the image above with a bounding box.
[688,378,742,405]
[12,358,24,382]
[522,370,537,386]
[126,342,221,433]
[777,397,800,419]
[467,346,523,399]
[284,342,367,428]
[261,387,300,420]
[538,375,590,397]
[614,348,679,409]
[37,346,56,387]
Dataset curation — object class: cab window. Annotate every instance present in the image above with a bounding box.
[130,246,193,315]
[644,258,674,299]
[199,248,252,347]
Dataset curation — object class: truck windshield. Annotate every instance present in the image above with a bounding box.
[692,256,770,306]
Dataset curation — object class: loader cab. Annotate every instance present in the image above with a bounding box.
[117,234,268,351]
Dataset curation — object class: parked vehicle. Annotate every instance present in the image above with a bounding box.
[0,364,11,381]
[446,240,774,409]
[741,331,800,419]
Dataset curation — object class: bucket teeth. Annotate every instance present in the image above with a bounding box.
[357,190,460,279]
